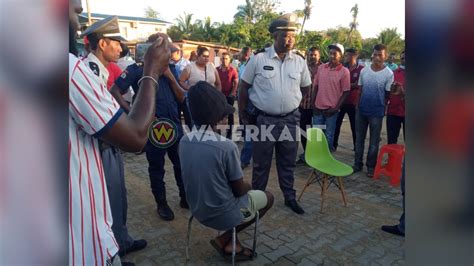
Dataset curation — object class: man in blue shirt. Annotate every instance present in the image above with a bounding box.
[110,58,187,221]
[385,53,398,71]
[237,47,254,169]
[170,44,190,78]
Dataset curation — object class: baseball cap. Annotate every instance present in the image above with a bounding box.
[328,43,344,55]
[188,81,235,126]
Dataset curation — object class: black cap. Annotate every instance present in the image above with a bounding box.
[268,13,298,33]
[188,81,235,126]
[80,16,127,42]
[345,48,358,54]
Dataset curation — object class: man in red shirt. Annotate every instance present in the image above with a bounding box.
[387,51,405,144]
[334,48,364,151]
[217,52,239,138]
[311,43,350,151]
[107,62,124,90]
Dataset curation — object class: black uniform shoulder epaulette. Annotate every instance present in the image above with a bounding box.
[88,62,100,76]
[295,51,305,60]
[254,48,266,55]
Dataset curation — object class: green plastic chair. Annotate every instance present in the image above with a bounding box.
[298,127,353,213]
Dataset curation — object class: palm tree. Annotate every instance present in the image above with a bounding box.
[175,12,194,39]
[346,4,359,44]
[234,0,255,24]
[301,0,312,34]
[194,17,218,42]
[317,37,332,62]
[293,9,304,32]
[203,17,218,41]
[144,6,160,19]
[377,28,403,54]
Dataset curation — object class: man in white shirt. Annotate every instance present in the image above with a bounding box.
[238,14,311,215]
[354,44,394,177]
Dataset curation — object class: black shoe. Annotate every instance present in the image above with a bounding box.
[118,239,148,257]
[122,262,135,266]
[285,200,305,214]
[180,197,189,209]
[381,225,405,237]
[367,168,374,177]
[157,203,175,221]
[296,157,306,164]
[352,165,362,173]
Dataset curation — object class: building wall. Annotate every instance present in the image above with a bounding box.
[117,21,168,41]
[86,18,168,42]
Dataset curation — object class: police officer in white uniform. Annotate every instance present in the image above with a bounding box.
[238,14,312,214]
[81,16,147,260]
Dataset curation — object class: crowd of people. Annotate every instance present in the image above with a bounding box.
[69,1,405,264]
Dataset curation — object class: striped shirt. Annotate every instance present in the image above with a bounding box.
[300,61,321,109]
[69,53,123,265]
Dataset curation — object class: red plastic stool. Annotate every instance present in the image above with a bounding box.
[374,144,405,186]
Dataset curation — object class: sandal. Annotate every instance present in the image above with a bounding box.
[209,239,226,257]
[223,247,256,262]
[209,239,256,261]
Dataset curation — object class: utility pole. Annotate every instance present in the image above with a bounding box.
[86,0,92,25]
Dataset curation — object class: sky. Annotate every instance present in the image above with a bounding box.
[81,0,405,39]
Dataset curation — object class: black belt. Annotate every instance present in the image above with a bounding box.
[257,108,297,118]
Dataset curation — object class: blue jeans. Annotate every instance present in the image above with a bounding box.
[312,111,339,151]
[241,139,253,164]
[354,110,383,169]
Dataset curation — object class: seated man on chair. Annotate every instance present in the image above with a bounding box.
[179,81,274,261]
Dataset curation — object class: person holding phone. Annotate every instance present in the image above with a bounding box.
[69,0,170,263]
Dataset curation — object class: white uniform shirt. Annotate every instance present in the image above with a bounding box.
[241,45,311,115]
[69,53,123,265]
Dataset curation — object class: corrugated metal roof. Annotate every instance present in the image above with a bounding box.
[79,13,172,24]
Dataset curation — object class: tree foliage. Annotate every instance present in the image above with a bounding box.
[166,1,404,58]
[144,6,160,19]
[377,28,404,55]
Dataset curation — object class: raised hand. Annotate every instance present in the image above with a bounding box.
[143,33,171,79]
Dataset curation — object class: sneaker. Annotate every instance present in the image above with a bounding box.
[180,197,189,209]
[157,203,175,221]
[118,239,148,257]
[284,199,305,214]
[381,225,405,237]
